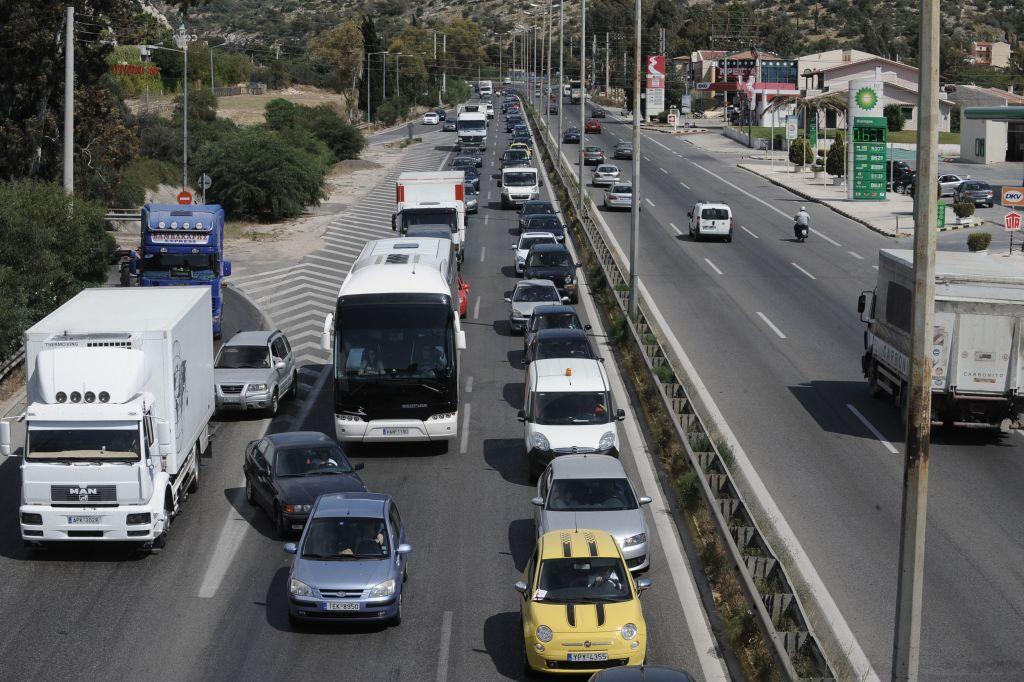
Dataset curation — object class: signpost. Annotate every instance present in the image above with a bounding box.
[176,190,193,205]
[645,54,666,119]
[1005,210,1021,252]
[1001,186,1024,207]
[198,173,211,204]
[785,115,799,141]
[848,79,887,201]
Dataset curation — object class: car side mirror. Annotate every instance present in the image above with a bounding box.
[497,179,503,186]
[858,291,875,323]
[504,296,512,303]
[321,312,334,352]
[584,324,592,331]
[0,421,11,457]
[531,496,544,507]
[514,580,529,594]
[635,577,652,594]
[456,330,467,351]
[517,409,527,422]
[275,360,286,370]
[156,421,172,452]
[283,542,297,555]
[639,496,652,506]
[353,462,365,471]
[561,296,571,303]
[616,408,626,421]
[397,543,413,555]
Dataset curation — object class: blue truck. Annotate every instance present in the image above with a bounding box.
[131,204,232,337]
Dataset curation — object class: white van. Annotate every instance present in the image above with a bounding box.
[500,167,541,209]
[519,358,625,479]
[687,201,734,242]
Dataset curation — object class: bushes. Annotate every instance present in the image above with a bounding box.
[264,99,366,161]
[967,232,992,252]
[826,131,846,177]
[111,159,179,207]
[375,98,407,126]
[953,201,976,219]
[0,181,112,361]
[190,126,328,221]
[884,103,906,132]
[788,137,813,165]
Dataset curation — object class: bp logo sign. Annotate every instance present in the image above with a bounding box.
[855,87,878,111]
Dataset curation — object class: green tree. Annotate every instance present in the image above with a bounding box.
[358,15,385,119]
[311,20,365,94]
[0,180,112,359]
[884,103,905,132]
[190,126,327,220]
[264,99,299,130]
[789,137,813,165]
[826,131,846,177]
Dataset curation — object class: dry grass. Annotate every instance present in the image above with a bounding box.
[128,84,355,125]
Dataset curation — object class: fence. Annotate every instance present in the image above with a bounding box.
[525,99,836,680]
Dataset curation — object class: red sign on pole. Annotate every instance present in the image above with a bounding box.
[1005,211,1021,232]
[645,55,665,89]
[177,191,193,205]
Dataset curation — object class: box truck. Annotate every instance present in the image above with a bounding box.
[858,249,1024,429]
[392,171,467,264]
[0,288,215,550]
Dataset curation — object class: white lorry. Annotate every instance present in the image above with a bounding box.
[0,288,214,550]
[858,249,1024,429]
[457,110,488,149]
[500,166,541,209]
[393,171,467,264]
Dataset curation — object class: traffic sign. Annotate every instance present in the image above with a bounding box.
[198,173,212,190]
[1001,186,1024,207]
[1005,211,1021,232]
[176,190,193,205]
[667,113,678,125]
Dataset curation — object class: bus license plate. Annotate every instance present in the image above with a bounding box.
[568,652,608,662]
[67,515,101,524]
[325,602,359,611]
[383,428,409,436]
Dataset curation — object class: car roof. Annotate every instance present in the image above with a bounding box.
[532,304,577,316]
[696,202,731,210]
[522,200,553,208]
[531,358,608,391]
[521,231,557,240]
[313,491,390,516]
[266,431,336,446]
[549,453,627,479]
[535,328,589,341]
[517,278,558,289]
[529,243,568,254]
[537,528,621,560]
[225,330,276,346]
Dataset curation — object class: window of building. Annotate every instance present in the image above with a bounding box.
[975,138,985,157]
[900,106,914,121]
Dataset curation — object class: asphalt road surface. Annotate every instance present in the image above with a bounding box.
[545,95,1024,679]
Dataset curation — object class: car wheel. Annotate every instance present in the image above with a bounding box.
[275,505,288,539]
[245,477,256,506]
[267,390,279,417]
[726,233,733,243]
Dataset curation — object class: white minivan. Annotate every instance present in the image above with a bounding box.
[519,358,625,480]
[687,201,734,242]
[500,167,541,209]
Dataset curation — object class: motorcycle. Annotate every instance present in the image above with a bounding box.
[794,223,809,242]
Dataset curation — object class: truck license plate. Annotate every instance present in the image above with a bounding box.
[67,515,101,524]
[568,652,608,662]
[324,602,359,611]
[383,428,409,436]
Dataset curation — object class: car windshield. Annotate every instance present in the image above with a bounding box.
[534,391,611,425]
[523,203,554,216]
[520,235,556,250]
[301,516,390,560]
[276,446,354,476]
[596,166,617,174]
[514,284,560,303]
[464,184,477,195]
[701,208,730,220]
[536,557,631,603]
[584,146,602,153]
[528,251,571,268]
[526,216,563,233]
[504,172,537,186]
[537,313,584,331]
[610,185,632,194]
[535,337,593,360]
[617,144,633,150]
[217,345,270,369]
[547,478,637,511]
[505,150,529,160]
[454,157,474,165]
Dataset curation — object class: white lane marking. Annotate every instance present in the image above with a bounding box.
[811,228,841,247]
[643,155,652,161]
[644,135,673,152]
[487,191,492,200]
[480,246,486,262]
[791,262,816,280]
[198,483,254,598]
[756,311,787,339]
[678,180,690,190]
[687,160,790,220]
[704,258,723,275]
[848,250,864,260]
[484,214,490,225]
[847,404,900,455]
[645,197,656,207]
[659,167,668,174]
[436,610,454,682]
[740,225,758,239]
[465,375,474,393]
[872,265,879,270]
[472,296,481,320]
[668,222,683,236]
[459,403,472,454]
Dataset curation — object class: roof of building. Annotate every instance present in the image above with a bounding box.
[723,50,784,61]
[818,54,916,75]
[952,83,1024,105]
[692,50,726,61]
[808,80,954,107]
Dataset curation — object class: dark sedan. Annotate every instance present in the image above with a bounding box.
[526,328,595,364]
[462,166,481,191]
[613,141,634,159]
[549,104,558,114]
[523,242,580,303]
[521,213,566,241]
[243,431,366,538]
[518,200,557,232]
[563,127,581,144]
[953,180,995,208]
[459,146,484,167]
[434,108,447,121]
[590,108,606,118]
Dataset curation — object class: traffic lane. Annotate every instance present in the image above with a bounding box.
[0,287,273,679]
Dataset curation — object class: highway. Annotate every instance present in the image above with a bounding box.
[545,96,1024,679]
[0,115,721,680]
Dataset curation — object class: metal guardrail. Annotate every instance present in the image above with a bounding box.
[0,351,25,385]
[525,100,835,680]
[105,209,139,223]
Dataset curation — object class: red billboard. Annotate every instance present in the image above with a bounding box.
[645,55,665,89]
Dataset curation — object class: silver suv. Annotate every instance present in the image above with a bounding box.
[215,330,298,415]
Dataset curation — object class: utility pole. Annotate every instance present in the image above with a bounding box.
[382,53,387,100]
[592,34,597,89]
[628,0,641,317]
[63,6,74,194]
[578,0,586,213]
[175,21,190,190]
[396,53,401,101]
[892,0,940,677]
[605,32,610,95]
[558,0,564,164]
[209,45,215,95]
[442,35,446,96]
[366,53,372,124]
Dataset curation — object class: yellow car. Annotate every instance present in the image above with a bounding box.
[508,141,533,158]
[516,529,650,675]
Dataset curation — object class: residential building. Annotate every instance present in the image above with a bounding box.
[968,41,1011,69]
[796,48,880,81]
[688,49,724,83]
[949,85,1024,163]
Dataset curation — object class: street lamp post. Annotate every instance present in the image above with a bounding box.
[578,0,586,213]
[628,0,641,317]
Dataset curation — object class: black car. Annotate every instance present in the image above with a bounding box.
[243,431,366,538]
[523,304,589,354]
[954,180,995,208]
[563,127,581,144]
[434,108,447,121]
[518,200,557,232]
[502,149,531,170]
[459,146,484,167]
[523,242,579,303]
[452,155,478,171]
[549,104,558,114]
[462,166,481,191]
[526,328,595,364]
[512,131,532,146]
[521,213,565,241]
[887,161,912,190]
[590,108,605,118]
[506,117,524,133]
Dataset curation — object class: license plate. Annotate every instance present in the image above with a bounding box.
[383,428,409,436]
[324,602,360,611]
[568,652,608,662]
[67,515,100,524]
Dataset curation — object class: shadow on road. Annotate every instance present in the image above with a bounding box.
[507,518,535,572]
[483,438,530,487]
[482,611,524,680]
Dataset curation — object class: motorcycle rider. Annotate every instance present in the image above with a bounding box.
[794,206,810,241]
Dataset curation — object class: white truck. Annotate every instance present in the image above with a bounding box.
[500,166,541,209]
[457,110,488,149]
[858,249,1024,429]
[478,80,493,98]
[0,288,214,550]
[393,171,467,264]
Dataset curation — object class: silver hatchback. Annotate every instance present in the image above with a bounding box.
[532,454,651,572]
[214,330,298,416]
[591,164,621,187]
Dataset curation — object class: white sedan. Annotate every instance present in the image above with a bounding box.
[422,112,440,125]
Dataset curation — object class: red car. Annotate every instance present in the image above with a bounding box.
[584,118,602,134]
[458,274,470,318]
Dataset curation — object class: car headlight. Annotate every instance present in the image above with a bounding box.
[622,533,647,547]
[536,625,553,642]
[598,431,615,451]
[249,383,268,392]
[289,578,314,597]
[282,503,311,514]
[531,432,551,451]
[621,623,638,640]
[368,579,396,598]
